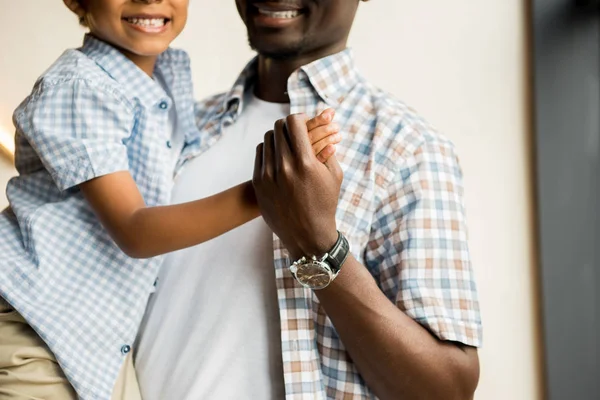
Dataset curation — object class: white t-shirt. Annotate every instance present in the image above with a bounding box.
[135,90,288,400]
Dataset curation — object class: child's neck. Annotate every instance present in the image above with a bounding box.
[121,51,157,77]
[89,34,158,77]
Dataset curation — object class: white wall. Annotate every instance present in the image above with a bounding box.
[0,1,541,399]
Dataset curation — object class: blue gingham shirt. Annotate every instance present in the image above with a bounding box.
[190,51,483,399]
[0,35,198,400]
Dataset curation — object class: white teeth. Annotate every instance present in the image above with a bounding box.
[258,9,300,19]
[126,18,166,28]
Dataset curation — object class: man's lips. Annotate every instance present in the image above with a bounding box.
[253,1,304,11]
[257,8,302,19]
[251,2,306,26]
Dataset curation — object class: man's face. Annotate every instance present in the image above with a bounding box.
[235,0,360,60]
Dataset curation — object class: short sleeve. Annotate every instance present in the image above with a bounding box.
[366,139,482,347]
[15,79,134,191]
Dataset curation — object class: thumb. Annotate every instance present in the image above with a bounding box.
[324,155,343,183]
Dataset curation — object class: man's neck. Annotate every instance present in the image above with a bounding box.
[254,44,347,104]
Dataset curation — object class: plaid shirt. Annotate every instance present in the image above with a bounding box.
[186,50,482,399]
[0,35,198,400]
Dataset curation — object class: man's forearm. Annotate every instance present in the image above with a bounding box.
[315,255,480,400]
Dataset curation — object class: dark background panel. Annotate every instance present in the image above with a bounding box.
[532,1,599,399]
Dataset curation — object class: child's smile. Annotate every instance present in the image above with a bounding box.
[67,0,189,75]
[122,14,171,34]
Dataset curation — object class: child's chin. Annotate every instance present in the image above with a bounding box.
[131,43,170,57]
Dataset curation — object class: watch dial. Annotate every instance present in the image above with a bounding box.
[296,262,332,290]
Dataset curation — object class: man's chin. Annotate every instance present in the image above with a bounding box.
[249,40,305,61]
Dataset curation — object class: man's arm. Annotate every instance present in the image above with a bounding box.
[253,114,480,400]
[316,256,479,400]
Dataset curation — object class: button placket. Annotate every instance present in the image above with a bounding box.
[157,99,172,149]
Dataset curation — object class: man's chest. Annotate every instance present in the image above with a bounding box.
[187,97,383,262]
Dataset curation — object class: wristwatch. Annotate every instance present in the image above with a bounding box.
[289,231,350,290]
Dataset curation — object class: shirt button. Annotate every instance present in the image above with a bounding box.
[158,101,168,110]
[121,345,131,355]
[166,140,172,149]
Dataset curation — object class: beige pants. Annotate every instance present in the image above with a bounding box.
[0,298,142,400]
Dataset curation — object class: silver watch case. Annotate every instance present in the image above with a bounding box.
[290,254,339,290]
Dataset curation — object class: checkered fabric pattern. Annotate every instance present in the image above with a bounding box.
[0,35,198,400]
[189,49,482,399]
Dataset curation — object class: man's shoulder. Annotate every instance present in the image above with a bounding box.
[194,92,229,128]
[358,81,457,159]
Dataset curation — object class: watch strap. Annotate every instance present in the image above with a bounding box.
[325,231,350,274]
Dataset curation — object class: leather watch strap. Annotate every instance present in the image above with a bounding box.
[325,231,350,274]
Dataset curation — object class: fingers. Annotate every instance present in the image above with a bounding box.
[325,154,344,183]
[306,108,335,132]
[308,121,340,146]
[306,109,341,162]
[253,143,263,185]
[316,144,337,163]
[285,114,313,157]
[263,130,275,179]
[311,129,341,158]
[274,119,292,174]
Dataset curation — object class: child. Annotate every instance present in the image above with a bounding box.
[0,1,341,399]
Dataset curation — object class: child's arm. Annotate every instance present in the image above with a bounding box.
[79,110,340,259]
[81,173,257,258]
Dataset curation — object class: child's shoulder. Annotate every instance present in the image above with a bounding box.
[20,49,131,113]
[37,49,118,91]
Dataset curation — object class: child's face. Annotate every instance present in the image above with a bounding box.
[78,0,188,58]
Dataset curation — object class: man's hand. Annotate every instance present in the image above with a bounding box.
[253,115,480,400]
[253,114,343,258]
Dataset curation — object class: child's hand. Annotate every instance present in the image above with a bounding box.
[306,109,341,163]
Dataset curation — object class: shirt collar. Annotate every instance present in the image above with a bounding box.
[220,48,361,117]
[79,34,180,108]
[299,48,360,107]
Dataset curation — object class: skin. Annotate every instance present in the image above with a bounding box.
[236,0,360,102]
[243,1,481,398]
[65,0,189,75]
[61,0,341,258]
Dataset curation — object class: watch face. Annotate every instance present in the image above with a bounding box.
[293,261,333,290]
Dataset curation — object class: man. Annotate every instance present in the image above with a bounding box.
[135,1,482,399]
